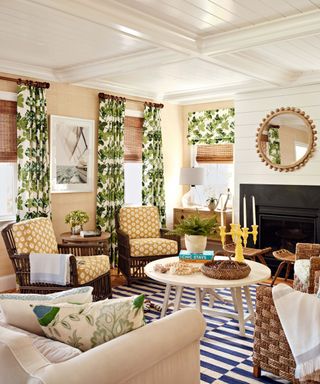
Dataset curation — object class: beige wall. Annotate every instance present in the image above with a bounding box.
[0,74,184,284]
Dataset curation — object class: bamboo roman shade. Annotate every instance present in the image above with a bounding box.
[124,116,143,162]
[0,100,17,162]
[196,143,233,163]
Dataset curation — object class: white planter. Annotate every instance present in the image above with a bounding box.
[185,235,207,253]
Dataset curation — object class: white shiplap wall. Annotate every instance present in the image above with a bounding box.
[234,83,320,219]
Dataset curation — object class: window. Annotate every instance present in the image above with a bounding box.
[124,113,143,205]
[0,93,17,221]
[187,108,235,205]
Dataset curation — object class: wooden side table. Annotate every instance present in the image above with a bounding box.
[60,232,110,255]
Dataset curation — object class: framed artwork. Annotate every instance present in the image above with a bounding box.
[50,115,95,193]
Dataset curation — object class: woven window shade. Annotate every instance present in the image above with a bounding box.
[0,100,17,162]
[196,144,233,163]
[124,116,143,162]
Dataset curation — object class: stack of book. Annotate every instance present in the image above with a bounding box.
[179,250,214,263]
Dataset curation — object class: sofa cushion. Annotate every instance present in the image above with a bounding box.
[12,217,58,254]
[130,238,178,257]
[0,286,93,335]
[0,319,81,363]
[75,255,110,284]
[32,295,145,352]
[119,206,160,239]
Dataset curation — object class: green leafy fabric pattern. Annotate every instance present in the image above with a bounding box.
[96,97,125,264]
[187,108,235,145]
[32,294,145,352]
[268,127,281,164]
[142,105,166,226]
[16,84,50,222]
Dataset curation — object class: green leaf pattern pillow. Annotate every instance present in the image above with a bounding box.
[32,295,145,351]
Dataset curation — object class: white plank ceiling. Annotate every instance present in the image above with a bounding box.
[1,0,320,104]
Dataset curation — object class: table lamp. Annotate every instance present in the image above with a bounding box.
[179,167,205,208]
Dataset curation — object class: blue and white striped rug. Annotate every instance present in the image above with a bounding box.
[112,280,290,384]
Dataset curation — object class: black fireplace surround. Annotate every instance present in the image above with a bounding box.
[240,184,320,275]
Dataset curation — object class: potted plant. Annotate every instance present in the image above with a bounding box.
[171,214,218,253]
[65,210,89,235]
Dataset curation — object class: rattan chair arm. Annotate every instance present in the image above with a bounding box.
[308,256,320,294]
[314,271,320,294]
[116,228,130,248]
[295,243,320,260]
[160,229,181,253]
[58,243,107,256]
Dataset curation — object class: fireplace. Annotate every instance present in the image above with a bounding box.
[239,184,320,275]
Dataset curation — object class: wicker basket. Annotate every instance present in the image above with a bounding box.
[201,256,251,280]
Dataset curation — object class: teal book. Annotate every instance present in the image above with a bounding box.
[179,250,214,261]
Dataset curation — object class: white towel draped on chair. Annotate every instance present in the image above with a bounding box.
[273,284,320,382]
[30,253,72,285]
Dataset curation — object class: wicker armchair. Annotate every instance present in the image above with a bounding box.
[116,206,181,285]
[253,286,316,384]
[2,218,112,300]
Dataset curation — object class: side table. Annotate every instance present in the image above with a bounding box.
[60,231,110,256]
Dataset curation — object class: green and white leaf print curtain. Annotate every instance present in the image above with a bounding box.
[268,126,281,164]
[96,96,125,263]
[187,108,235,145]
[142,104,166,226]
[16,84,50,222]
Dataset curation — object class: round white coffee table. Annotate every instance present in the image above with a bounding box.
[144,256,271,336]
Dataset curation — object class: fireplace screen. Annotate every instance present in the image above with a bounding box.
[259,214,315,253]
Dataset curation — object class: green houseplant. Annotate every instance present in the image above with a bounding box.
[171,214,218,253]
[65,210,89,235]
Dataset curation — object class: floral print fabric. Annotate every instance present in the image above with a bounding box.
[16,84,50,221]
[142,105,166,226]
[268,127,281,164]
[96,97,126,264]
[187,108,235,145]
[32,295,145,351]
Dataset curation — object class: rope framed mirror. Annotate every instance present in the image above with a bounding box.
[256,107,317,172]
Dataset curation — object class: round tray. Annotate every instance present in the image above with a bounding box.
[201,259,251,280]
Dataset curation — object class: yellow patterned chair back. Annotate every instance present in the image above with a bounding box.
[119,206,160,239]
[12,217,58,254]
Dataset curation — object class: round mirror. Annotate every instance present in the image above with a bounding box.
[256,107,317,172]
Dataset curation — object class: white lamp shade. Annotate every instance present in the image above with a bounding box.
[179,167,205,186]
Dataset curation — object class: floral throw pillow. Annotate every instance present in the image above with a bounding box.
[32,295,145,351]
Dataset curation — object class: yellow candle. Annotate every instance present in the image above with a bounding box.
[243,195,247,228]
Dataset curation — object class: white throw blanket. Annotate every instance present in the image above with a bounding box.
[273,284,320,382]
[30,253,71,285]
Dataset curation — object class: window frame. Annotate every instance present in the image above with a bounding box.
[0,91,17,222]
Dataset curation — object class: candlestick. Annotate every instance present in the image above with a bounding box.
[232,195,235,224]
[243,195,247,228]
[252,195,256,225]
[220,196,224,227]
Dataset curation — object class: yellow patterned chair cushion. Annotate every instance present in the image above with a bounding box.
[119,206,160,239]
[129,238,178,257]
[12,218,58,254]
[76,256,110,285]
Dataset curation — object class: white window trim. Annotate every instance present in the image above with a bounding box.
[125,108,143,118]
[0,91,17,222]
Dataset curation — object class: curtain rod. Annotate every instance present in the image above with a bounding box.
[98,92,164,109]
[0,75,50,89]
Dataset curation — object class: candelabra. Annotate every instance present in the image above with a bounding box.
[219,223,259,263]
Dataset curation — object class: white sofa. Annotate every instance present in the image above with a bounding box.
[0,308,206,384]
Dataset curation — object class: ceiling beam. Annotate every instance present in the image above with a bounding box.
[55,48,187,83]
[201,9,320,55]
[29,0,198,54]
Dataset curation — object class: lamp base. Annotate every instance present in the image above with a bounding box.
[181,187,204,208]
